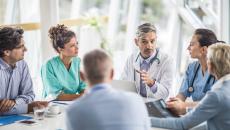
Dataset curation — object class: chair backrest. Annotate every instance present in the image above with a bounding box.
[111,80,137,93]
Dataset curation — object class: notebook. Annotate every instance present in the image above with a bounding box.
[0,115,32,126]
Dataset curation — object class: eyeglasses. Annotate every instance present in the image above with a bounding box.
[15,44,26,49]
[15,40,26,49]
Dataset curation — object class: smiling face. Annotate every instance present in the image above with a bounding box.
[58,37,78,57]
[135,32,157,59]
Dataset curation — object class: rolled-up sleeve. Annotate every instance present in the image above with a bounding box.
[3,104,28,115]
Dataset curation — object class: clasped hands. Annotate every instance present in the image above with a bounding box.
[0,99,16,113]
[166,97,186,116]
[0,99,48,114]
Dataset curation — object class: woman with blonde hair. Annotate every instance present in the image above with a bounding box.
[151,43,230,130]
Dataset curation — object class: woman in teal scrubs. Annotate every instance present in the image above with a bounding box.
[167,29,220,115]
[41,24,86,101]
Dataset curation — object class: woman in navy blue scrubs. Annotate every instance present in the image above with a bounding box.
[167,29,220,116]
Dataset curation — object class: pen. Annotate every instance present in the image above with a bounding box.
[48,99,57,103]
[135,69,142,74]
[167,98,179,102]
[50,101,68,105]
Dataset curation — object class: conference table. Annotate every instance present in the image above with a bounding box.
[0,102,168,130]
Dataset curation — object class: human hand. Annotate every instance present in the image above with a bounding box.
[140,70,155,87]
[166,97,186,115]
[28,101,48,113]
[0,99,16,113]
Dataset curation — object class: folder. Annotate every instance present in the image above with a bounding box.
[0,115,32,126]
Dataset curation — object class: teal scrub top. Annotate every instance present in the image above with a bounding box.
[41,56,86,98]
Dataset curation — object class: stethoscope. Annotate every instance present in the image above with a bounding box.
[188,63,216,94]
[133,49,160,98]
[133,49,160,81]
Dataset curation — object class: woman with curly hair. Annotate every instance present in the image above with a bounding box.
[41,24,86,101]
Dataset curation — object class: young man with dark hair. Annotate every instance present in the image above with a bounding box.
[0,26,47,115]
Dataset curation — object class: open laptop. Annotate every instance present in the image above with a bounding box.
[111,80,137,93]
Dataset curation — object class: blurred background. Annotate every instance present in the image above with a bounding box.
[0,0,229,99]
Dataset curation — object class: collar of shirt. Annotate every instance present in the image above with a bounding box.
[139,49,157,65]
[0,58,13,70]
[88,83,112,94]
[213,73,230,90]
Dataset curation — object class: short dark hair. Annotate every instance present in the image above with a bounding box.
[194,28,218,47]
[0,26,24,57]
[136,23,156,38]
[83,49,112,84]
[48,24,76,53]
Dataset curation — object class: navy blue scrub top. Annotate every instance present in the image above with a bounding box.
[179,61,216,101]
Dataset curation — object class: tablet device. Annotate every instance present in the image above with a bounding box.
[111,80,137,93]
[145,99,178,118]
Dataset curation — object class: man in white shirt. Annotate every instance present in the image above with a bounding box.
[121,23,174,99]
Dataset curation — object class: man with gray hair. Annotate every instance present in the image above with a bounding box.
[121,23,174,99]
[66,49,150,130]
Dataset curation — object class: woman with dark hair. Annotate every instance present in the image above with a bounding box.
[41,24,86,101]
[151,43,230,129]
[167,29,219,115]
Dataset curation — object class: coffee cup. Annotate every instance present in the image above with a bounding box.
[48,105,60,115]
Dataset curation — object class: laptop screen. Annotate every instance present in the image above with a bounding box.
[111,80,137,93]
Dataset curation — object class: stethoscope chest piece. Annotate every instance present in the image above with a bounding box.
[188,86,194,93]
